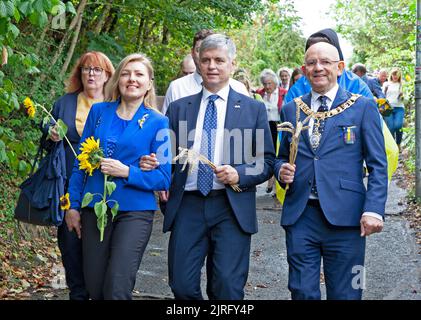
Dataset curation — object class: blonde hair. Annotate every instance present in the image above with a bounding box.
[65,51,115,93]
[389,67,402,83]
[105,53,157,111]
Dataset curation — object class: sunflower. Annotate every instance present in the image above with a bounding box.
[23,97,34,109]
[26,106,36,118]
[23,97,36,118]
[77,136,103,176]
[60,193,70,210]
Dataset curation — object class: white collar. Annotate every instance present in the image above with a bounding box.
[202,84,230,102]
[311,83,339,105]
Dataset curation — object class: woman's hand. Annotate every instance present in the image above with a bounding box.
[49,125,61,142]
[139,153,159,171]
[158,191,169,202]
[101,158,129,178]
[65,209,82,239]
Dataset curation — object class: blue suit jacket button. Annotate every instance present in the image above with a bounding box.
[314,156,319,160]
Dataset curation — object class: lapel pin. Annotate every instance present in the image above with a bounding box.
[234,104,241,109]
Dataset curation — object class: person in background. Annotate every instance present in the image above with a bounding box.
[383,67,405,150]
[256,69,287,193]
[275,42,387,300]
[351,63,385,99]
[46,51,115,300]
[233,68,263,101]
[161,29,249,115]
[278,67,291,90]
[289,67,303,90]
[377,69,389,87]
[66,53,171,300]
[178,53,196,77]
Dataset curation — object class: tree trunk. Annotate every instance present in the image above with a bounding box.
[143,21,158,43]
[31,0,88,94]
[49,0,88,68]
[94,2,113,34]
[60,13,83,77]
[106,11,119,34]
[136,17,145,50]
[162,24,169,45]
[34,16,52,55]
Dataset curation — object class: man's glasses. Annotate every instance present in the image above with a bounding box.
[81,66,104,75]
[304,59,339,68]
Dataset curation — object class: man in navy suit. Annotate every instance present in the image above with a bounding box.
[352,63,386,99]
[143,34,274,299]
[274,42,388,300]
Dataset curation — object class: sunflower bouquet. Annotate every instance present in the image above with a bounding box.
[77,136,119,242]
[376,98,392,117]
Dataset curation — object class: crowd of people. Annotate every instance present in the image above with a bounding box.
[42,27,402,300]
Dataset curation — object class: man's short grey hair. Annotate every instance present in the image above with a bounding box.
[259,69,279,86]
[199,34,236,60]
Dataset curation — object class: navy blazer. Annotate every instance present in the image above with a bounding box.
[45,93,81,180]
[163,88,275,234]
[274,87,388,227]
[68,101,172,212]
[362,75,385,99]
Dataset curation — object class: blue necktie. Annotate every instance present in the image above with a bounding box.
[311,96,328,196]
[197,94,219,196]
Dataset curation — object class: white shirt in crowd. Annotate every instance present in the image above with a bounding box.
[161,70,249,114]
[383,82,404,108]
[262,89,280,122]
[184,85,230,191]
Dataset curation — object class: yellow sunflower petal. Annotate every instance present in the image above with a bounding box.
[60,193,70,210]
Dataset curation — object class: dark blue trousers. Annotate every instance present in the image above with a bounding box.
[168,191,251,300]
[284,201,366,300]
[57,219,89,300]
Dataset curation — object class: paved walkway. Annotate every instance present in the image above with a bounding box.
[135,178,421,300]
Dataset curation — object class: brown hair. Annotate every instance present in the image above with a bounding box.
[65,51,115,93]
[192,29,214,49]
[105,53,157,111]
[289,67,303,89]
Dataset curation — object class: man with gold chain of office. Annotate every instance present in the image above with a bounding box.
[274,42,388,300]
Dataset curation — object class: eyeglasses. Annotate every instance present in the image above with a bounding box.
[304,59,339,68]
[81,66,104,75]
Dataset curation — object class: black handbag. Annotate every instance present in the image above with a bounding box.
[14,133,66,226]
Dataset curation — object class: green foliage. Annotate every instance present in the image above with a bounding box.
[81,192,93,208]
[229,0,305,86]
[331,0,416,159]
[0,0,68,180]
[331,0,415,82]
[402,109,416,174]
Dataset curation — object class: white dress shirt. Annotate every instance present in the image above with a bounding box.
[308,84,338,135]
[184,85,230,191]
[161,70,249,114]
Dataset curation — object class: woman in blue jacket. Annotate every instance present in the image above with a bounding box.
[66,53,171,300]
